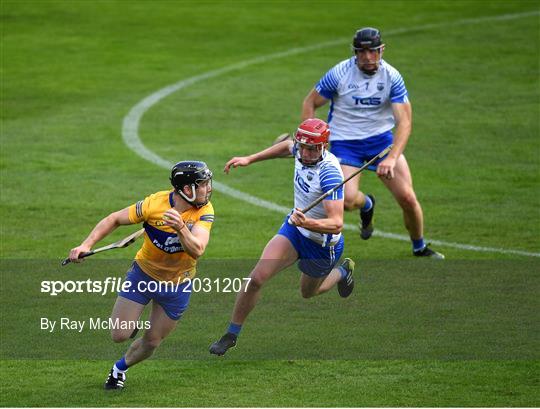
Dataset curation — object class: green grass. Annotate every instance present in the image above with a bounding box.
[1,0,539,406]
[1,260,539,361]
[2,360,538,407]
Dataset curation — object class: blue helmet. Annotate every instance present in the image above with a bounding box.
[352,27,383,51]
[352,27,385,76]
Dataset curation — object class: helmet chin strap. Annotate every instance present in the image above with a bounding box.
[356,49,383,76]
[359,59,381,75]
[296,143,325,166]
[178,185,197,203]
[177,184,209,208]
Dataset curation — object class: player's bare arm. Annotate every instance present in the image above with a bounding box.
[69,207,132,262]
[289,199,344,235]
[224,140,294,173]
[377,101,412,179]
[162,208,210,259]
[302,89,329,120]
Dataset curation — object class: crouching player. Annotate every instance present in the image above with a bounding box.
[67,161,214,389]
[209,118,355,356]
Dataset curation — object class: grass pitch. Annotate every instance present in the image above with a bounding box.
[1,0,539,406]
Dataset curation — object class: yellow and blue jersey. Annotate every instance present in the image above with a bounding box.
[128,190,214,283]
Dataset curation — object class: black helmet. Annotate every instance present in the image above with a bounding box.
[352,27,383,51]
[170,161,213,206]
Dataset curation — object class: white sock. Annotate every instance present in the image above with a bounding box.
[113,364,127,377]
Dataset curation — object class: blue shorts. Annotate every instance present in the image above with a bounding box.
[277,216,344,278]
[330,130,393,169]
[119,262,191,321]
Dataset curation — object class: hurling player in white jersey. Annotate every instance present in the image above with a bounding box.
[302,27,444,259]
[209,119,355,356]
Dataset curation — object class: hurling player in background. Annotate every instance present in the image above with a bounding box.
[209,118,355,356]
[68,161,214,389]
[302,27,444,258]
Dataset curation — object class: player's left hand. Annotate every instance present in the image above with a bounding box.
[289,208,306,227]
[163,209,186,233]
[376,156,396,180]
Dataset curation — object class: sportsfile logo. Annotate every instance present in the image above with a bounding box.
[41,277,132,296]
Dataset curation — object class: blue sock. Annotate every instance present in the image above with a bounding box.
[227,322,242,336]
[412,238,425,252]
[361,195,373,212]
[115,356,129,372]
[338,265,348,280]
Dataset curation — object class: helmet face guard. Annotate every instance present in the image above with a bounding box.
[352,27,384,75]
[294,119,330,166]
[170,161,213,207]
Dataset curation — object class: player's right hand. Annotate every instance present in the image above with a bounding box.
[289,208,306,227]
[68,244,91,263]
[224,156,250,174]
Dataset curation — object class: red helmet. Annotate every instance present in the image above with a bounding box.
[294,118,330,145]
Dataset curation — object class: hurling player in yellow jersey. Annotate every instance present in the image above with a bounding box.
[67,161,214,390]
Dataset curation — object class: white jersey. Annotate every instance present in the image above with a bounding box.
[292,147,344,247]
[315,57,409,141]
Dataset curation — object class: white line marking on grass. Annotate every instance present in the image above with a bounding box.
[122,10,540,258]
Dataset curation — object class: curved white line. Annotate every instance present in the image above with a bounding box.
[122,10,540,258]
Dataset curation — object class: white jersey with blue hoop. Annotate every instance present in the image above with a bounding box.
[315,57,409,141]
[291,147,344,247]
